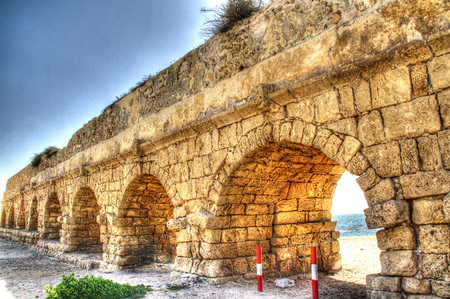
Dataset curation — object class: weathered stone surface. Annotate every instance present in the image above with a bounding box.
[197,259,233,277]
[357,110,385,147]
[364,179,396,206]
[444,193,450,220]
[367,275,402,292]
[357,168,381,191]
[419,225,450,254]
[438,90,450,129]
[380,250,418,277]
[417,135,443,171]
[399,139,421,174]
[376,225,417,251]
[347,152,370,176]
[338,86,357,118]
[411,64,429,98]
[401,170,450,199]
[286,99,314,123]
[326,118,357,137]
[382,96,442,141]
[354,79,372,113]
[422,253,450,281]
[366,290,402,299]
[336,136,362,166]
[402,278,431,295]
[412,198,449,225]
[314,90,342,124]
[431,280,450,298]
[438,130,450,169]
[428,29,450,56]
[363,142,402,178]
[428,54,450,91]
[364,200,409,229]
[371,67,411,109]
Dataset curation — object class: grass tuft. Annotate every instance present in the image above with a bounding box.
[31,146,59,168]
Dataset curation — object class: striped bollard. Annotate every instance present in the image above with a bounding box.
[256,245,263,292]
[311,246,319,299]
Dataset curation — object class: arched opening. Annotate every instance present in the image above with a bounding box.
[17,199,26,229]
[0,205,5,227]
[43,192,62,240]
[7,203,15,228]
[67,187,101,251]
[27,197,39,231]
[106,174,175,269]
[217,142,344,277]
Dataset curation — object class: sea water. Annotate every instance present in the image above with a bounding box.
[332,213,379,238]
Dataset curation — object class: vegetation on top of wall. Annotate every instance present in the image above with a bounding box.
[30,146,59,168]
[201,0,266,37]
[45,273,153,299]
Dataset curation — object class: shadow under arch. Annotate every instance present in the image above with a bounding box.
[27,196,39,231]
[0,205,5,227]
[42,192,62,240]
[104,173,176,269]
[7,202,15,229]
[215,141,345,277]
[62,187,101,251]
[17,198,26,229]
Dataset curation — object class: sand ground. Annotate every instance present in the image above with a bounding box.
[0,236,380,299]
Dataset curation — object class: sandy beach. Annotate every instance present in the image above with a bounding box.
[0,236,380,299]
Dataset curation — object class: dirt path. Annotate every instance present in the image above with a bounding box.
[0,236,380,299]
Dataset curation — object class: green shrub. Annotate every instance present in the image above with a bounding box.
[44,273,152,299]
[167,284,190,291]
[201,0,264,37]
[31,146,59,168]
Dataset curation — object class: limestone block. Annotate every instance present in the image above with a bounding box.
[376,225,417,250]
[286,99,314,122]
[399,139,421,174]
[431,280,450,298]
[246,204,269,215]
[438,90,450,128]
[308,211,331,222]
[366,275,402,292]
[200,242,237,259]
[380,250,418,276]
[232,257,249,275]
[247,227,272,241]
[237,240,270,257]
[273,211,306,224]
[275,199,298,212]
[255,215,273,227]
[444,193,450,220]
[401,170,450,199]
[187,210,230,229]
[411,64,429,98]
[347,152,370,176]
[336,136,362,166]
[326,118,357,137]
[417,135,443,171]
[176,243,191,257]
[354,79,372,113]
[314,90,341,124]
[355,0,376,11]
[371,67,411,109]
[175,257,193,273]
[339,86,357,118]
[428,29,450,56]
[231,215,256,228]
[312,128,332,150]
[322,134,343,159]
[242,115,264,136]
[438,130,450,169]
[221,228,247,243]
[357,168,381,191]
[321,253,341,272]
[413,198,449,225]
[364,179,396,206]
[366,290,402,299]
[401,277,431,295]
[363,142,402,178]
[382,96,442,141]
[290,120,306,143]
[201,229,222,244]
[422,253,450,281]
[428,54,450,91]
[419,225,450,254]
[273,247,297,261]
[301,123,317,146]
[364,200,409,229]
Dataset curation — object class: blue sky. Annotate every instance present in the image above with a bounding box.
[0,0,367,215]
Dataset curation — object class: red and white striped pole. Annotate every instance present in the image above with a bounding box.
[256,245,263,292]
[311,246,319,299]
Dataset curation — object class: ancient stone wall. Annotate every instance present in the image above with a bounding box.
[1,0,449,297]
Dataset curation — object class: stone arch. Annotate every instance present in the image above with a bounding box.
[27,196,39,231]
[103,173,176,269]
[212,140,345,277]
[62,187,101,249]
[17,198,26,229]
[0,205,5,227]
[43,192,62,240]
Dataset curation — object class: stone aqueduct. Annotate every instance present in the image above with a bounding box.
[1,0,449,297]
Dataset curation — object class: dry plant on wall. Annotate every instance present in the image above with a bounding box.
[201,0,268,37]
[30,146,59,168]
